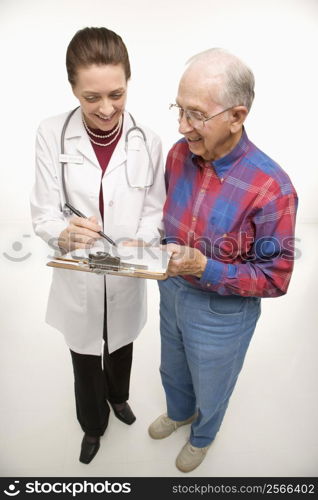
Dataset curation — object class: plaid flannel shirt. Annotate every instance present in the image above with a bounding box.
[163,129,298,297]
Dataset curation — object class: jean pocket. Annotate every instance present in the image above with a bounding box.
[208,293,246,316]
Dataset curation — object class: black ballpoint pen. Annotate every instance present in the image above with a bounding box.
[65,202,117,247]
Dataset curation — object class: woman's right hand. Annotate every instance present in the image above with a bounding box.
[58,216,102,253]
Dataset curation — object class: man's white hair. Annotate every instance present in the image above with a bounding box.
[186,48,255,111]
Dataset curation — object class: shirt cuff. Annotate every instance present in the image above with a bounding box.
[200,258,237,287]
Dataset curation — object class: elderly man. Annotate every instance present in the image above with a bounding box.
[148,48,298,472]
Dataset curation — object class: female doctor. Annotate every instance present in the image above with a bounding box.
[30,27,165,464]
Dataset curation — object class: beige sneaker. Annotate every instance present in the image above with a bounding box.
[148,413,196,439]
[176,441,211,472]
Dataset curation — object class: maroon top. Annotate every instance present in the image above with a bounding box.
[86,120,123,219]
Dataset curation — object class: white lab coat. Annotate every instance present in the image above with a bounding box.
[30,108,165,354]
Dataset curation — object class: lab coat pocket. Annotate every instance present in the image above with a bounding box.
[65,162,100,201]
[111,186,145,238]
[208,292,246,316]
[51,267,87,311]
[45,268,88,338]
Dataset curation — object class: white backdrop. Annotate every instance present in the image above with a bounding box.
[0,0,317,227]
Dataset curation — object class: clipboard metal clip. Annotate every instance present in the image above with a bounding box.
[88,251,148,273]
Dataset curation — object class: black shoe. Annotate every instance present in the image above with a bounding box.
[110,402,136,425]
[79,434,100,464]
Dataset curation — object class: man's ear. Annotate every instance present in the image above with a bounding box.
[229,106,248,133]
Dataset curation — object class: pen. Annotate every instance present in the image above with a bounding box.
[65,202,117,247]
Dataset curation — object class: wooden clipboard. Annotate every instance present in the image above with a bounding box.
[47,252,169,280]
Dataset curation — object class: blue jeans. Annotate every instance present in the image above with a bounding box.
[158,276,261,448]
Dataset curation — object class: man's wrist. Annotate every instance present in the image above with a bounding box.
[196,253,208,277]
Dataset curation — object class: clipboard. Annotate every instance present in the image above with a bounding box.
[47,246,171,280]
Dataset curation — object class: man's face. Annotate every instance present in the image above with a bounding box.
[176,70,234,162]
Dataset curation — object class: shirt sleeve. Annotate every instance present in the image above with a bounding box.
[200,192,298,297]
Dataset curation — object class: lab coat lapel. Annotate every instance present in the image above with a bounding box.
[103,111,132,177]
[75,135,100,169]
[64,108,100,169]
[103,134,126,177]
[64,108,132,173]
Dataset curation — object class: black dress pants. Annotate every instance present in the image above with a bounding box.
[70,290,133,437]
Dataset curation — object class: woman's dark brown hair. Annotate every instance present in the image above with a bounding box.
[66,27,131,86]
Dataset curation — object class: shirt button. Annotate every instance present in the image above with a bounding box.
[222,233,228,237]
[200,189,205,193]
[108,201,114,207]
[207,283,211,287]
[220,177,224,183]
[192,216,196,222]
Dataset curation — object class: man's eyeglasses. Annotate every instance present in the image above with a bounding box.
[169,103,234,128]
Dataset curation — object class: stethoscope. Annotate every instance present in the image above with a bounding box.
[60,106,155,217]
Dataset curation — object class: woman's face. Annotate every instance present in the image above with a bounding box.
[72,64,127,131]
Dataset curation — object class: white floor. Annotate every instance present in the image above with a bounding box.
[0,222,317,477]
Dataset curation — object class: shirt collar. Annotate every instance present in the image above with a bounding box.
[191,127,249,178]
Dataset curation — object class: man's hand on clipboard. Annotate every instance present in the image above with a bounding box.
[165,243,207,278]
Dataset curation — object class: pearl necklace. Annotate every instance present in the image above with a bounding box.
[82,114,123,147]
